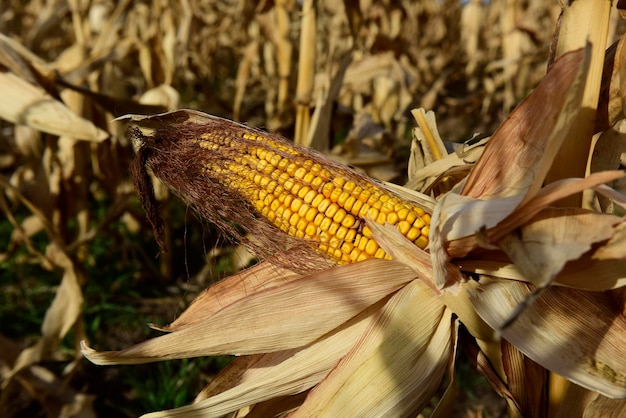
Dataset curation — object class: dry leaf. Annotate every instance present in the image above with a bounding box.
[143,299,384,418]
[462,48,589,200]
[470,279,626,398]
[498,209,619,288]
[82,259,416,363]
[156,258,302,332]
[292,280,452,417]
[0,72,107,142]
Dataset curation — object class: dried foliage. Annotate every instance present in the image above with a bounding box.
[2,1,626,417]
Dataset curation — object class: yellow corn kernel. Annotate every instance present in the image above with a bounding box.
[317,198,332,213]
[313,213,324,226]
[319,217,332,232]
[286,162,298,176]
[345,229,357,243]
[290,198,303,213]
[349,248,362,262]
[415,236,429,249]
[294,167,307,179]
[330,187,343,203]
[311,176,324,188]
[332,177,346,188]
[397,220,411,235]
[291,182,303,195]
[406,227,421,241]
[358,203,371,218]
[305,207,318,222]
[195,123,432,265]
[371,198,382,210]
[413,216,426,230]
[340,213,356,229]
[325,202,339,218]
[277,158,289,171]
[283,177,295,192]
[358,189,371,203]
[297,203,310,218]
[351,199,364,215]
[328,222,339,236]
[311,193,325,209]
[322,183,334,198]
[298,186,311,200]
[386,212,399,225]
[303,188,317,204]
[344,181,356,192]
[343,195,356,212]
[365,240,379,256]
[303,172,315,184]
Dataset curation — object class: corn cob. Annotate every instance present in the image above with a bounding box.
[194,127,430,264]
[131,113,430,264]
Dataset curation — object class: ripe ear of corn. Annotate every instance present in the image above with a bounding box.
[130,113,430,265]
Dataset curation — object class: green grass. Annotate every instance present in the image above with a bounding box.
[0,196,236,416]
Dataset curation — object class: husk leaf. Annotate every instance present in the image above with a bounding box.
[470,279,626,398]
[81,259,415,363]
[138,297,386,418]
[497,208,620,288]
[461,48,589,201]
[291,279,453,417]
[154,258,302,332]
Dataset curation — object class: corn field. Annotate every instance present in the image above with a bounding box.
[2,0,626,417]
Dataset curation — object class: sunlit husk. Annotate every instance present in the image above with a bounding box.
[469,278,626,399]
[291,280,453,417]
[138,298,387,418]
[461,48,589,201]
[81,259,416,363]
[154,258,302,332]
[497,209,621,288]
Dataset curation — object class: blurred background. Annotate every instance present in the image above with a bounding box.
[1,1,622,417]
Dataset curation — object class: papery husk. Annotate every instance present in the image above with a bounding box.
[431,47,600,289]
[469,278,626,399]
[440,170,625,262]
[595,33,626,132]
[501,339,548,418]
[497,208,621,288]
[546,0,610,201]
[457,255,626,292]
[554,383,626,418]
[461,47,589,201]
[368,210,505,380]
[138,297,387,418]
[405,135,488,194]
[81,259,416,363]
[429,318,459,418]
[153,257,302,332]
[240,392,309,418]
[290,279,454,417]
